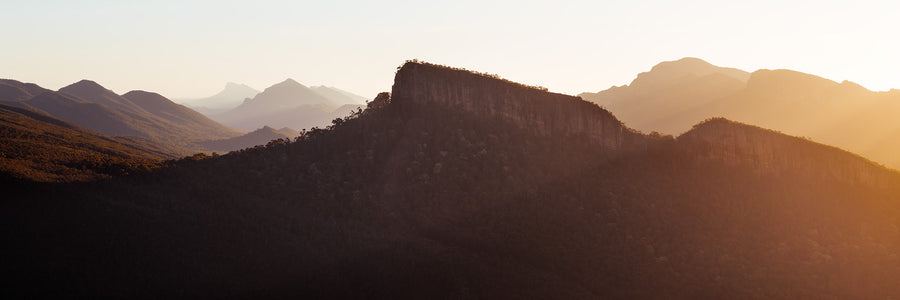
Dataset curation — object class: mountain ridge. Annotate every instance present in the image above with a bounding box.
[6,60,900,298]
[579,57,900,170]
[211,79,366,131]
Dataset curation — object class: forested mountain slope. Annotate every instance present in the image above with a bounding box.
[0,103,168,182]
[4,62,900,299]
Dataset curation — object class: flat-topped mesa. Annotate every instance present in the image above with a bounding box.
[392,61,640,150]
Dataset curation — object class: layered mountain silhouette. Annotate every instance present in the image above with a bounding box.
[0,79,51,102]
[5,61,900,298]
[211,79,366,130]
[580,57,900,169]
[60,80,151,115]
[579,57,749,134]
[122,90,238,139]
[0,80,241,151]
[178,82,260,114]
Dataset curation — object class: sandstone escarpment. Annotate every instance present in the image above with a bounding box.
[392,61,643,150]
[680,118,900,189]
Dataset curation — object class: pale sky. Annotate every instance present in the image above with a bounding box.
[1,0,898,99]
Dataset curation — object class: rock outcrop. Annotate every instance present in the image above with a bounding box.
[392,61,643,150]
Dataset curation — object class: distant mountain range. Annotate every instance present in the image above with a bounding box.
[580,57,900,169]
[4,80,236,140]
[0,79,241,154]
[177,82,260,114]
[0,78,372,157]
[210,79,366,131]
[7,61,900,298]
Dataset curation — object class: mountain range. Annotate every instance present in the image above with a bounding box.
[0,78,373,160]
[210,79,366,130]
[5,61,900,298]
[177,82,260,115]
[579,57,900,169]
[1,79,240,151]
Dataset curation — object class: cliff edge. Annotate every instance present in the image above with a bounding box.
[392,61,642,150]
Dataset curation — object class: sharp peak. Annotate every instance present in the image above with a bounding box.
[67,79,105,88]
[266,78,307,90]
[280,78,301,85]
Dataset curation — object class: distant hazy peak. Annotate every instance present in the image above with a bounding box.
[649,57,715,72]
[225,82,254,89]
[271,78,303,88]
[629,57,751,89]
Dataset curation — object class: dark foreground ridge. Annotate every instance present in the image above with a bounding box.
[4,61,900,299]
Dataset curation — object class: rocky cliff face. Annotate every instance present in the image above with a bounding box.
[392,61,642,150]
[680,118,900,189]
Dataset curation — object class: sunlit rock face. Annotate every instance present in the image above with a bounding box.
[392,62,645,151]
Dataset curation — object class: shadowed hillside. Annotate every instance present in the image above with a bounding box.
[4,61,900,299]
[0,103,168,182]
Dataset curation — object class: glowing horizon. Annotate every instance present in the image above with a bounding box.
[2,0,898,99]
